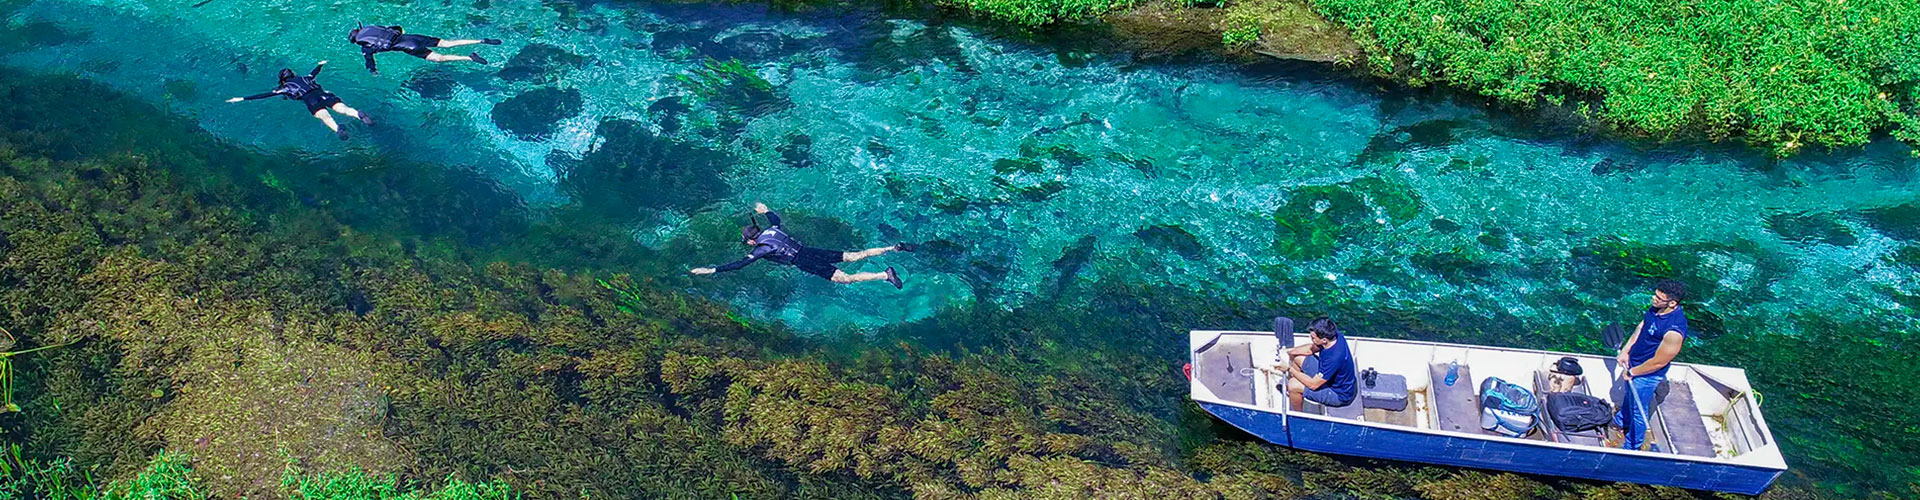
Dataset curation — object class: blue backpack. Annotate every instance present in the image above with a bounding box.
[1480,377,1538,437]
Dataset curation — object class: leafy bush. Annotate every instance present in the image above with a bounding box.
[1308,0,1920,152]
[940,0,1135,26]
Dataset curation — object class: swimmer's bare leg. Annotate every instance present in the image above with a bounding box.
[330,102,372,126]
[830,270,889,284]
[313,110,347,140]
[425,52,477,63]
[841,245,901,262]
[436,38,501,48]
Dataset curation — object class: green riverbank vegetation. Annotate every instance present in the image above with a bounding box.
[906,0,1920,154]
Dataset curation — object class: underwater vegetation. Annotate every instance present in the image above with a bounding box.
[0,450,517,500]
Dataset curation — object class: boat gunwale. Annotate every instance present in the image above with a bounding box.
[1189,330,1787,471]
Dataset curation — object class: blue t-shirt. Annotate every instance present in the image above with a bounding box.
[1314,335,1358,403]
[1630,306,1689,378]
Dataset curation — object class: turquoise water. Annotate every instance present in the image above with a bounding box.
[5,0,1919,491]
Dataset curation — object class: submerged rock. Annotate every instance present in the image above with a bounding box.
[491,87,583,139]
[777,133,813,169]
[554,119,731,216]
[1134,224,1205,259]
[1354,119,1467,165]
[1860,203,1920,241]
[712,30,792,61]
[1766,212,1856,246]
[647,96,690,134]
[498,43,588,83]
[851,22,975,81]
[1411,250,1493,284]
[404,68,461,100]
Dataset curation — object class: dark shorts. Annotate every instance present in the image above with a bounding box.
[393,34,442,58]
[1300,355,1354,407]
[300,91,343,114]
[790,247,845,280]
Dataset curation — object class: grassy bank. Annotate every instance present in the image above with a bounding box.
[1,449,515,500]
[905,0,1920,154]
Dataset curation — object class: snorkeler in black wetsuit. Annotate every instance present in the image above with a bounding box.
[348,23,502,75]
[226,61,372,140]
[690,203,916,289]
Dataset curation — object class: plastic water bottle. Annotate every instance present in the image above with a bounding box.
[1444,360,1459,386]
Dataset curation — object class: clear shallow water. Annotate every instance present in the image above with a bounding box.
[5,0,1919,490]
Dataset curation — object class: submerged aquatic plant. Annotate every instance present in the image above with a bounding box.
[675,59,792,118]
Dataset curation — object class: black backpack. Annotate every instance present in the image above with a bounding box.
[350,24,402,51]
[280,77,319,98]
[1545,392,1613,433]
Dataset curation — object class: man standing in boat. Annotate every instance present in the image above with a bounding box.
[1276,317,1358,412]
[1613,280,1690,451]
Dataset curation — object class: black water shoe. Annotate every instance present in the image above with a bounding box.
[471,52,489,65]
[483,38,503,45]
[895,242,917,252]
[336,129,350,141]
[885,267,902,289]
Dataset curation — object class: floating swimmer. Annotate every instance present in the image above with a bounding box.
[691,203,916,289]
[348,23,501,75]
[226,60,372,141]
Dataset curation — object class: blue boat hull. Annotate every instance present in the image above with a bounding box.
[1199,402,1783,495]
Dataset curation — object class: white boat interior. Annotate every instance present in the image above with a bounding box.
[1189,330,1787,469]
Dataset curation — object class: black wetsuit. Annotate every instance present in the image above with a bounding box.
[712,211,846,280]
[351,25,443,73]
[237,64,340,113]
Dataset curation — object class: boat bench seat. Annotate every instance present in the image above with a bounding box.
[1655,381,1717,458]
[1428,363,1480,434]
[1323,399,1364,420]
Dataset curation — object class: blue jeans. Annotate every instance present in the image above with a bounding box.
[1613,374,1664,450]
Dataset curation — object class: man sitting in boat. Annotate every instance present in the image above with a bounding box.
[1612,279,1690,451]
[1276,317,1358,411]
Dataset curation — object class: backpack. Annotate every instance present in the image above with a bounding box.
[351,24,402,51]
[281,77,319,98]
[753,226,803,262]
[1545,392,1613,433]
[1479,377,1537,438]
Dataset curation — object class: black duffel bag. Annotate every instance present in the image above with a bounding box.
[1545,392,1613,433]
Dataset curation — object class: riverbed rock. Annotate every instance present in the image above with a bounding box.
[554,118,730,216]
[1135,224,1205,259]
[1766,212,1856,246]
[777,133,813,169]
[712,30,792,61]
[492,87,583,139]
[1860,202,1920,241]
[498,43,588,83]
[404,68,461,100]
